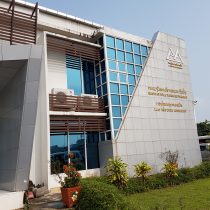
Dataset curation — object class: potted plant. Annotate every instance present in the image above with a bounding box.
[60,155,81,208]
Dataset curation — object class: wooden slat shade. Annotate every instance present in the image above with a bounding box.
[50,115,106,132]
[47,35,101,61]
[49,94,105,113]
[0,1,37,45]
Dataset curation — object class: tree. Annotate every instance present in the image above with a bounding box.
[197,120,210,136]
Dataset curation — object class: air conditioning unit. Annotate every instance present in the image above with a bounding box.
[51,88,74,96]
[81,93,98,98]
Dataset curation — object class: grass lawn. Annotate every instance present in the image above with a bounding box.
[126,178,210,210]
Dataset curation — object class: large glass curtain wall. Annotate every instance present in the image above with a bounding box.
[105,35,150,137]
[66,55,96,95]
[50,131,100,174]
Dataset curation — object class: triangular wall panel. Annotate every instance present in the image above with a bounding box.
[113,32,201,175]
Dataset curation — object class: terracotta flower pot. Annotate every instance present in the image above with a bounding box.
[61,186,81,208]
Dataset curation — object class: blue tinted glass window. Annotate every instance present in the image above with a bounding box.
[117,50,125,62]
[111,95,120,105]
[110,83,119,94]
[102,84,107,95]
[102,72,106,84]
[112,106,121,117]
[128,75,135,85]
[122,107,127,115]
[97,87,102,97]
[141,45,148,55]
[116,38,124,50]
[129,85,135,95]
[107,48,116,60]
[114,130,118,136]
[134,55,141,65]
[67,68,82,95]
[96,76,101,86]
[126,53,133,63]
[125,41,132,52]
[113,118,122,129]
[120,84,128,95]
[135,66,142,75]
[142,56,147,65]
[121,96,129,106]
[106,36,115,48]
[133,43,140,54]
[119,73,127,83]
[118,62,126,72]
[127,64,134,74]
[109,60,116,70]
[110,71,118,82]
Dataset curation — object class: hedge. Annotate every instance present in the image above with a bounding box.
[77,178,127,210]
[77,162,210,209]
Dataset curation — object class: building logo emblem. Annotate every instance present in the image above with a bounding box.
[166,48,183,69]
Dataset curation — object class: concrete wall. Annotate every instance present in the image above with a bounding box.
[114,32,201,175]
[0,60,27,191]
[0,44,43,191]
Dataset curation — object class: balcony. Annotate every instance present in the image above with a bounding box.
[49,94,105,113]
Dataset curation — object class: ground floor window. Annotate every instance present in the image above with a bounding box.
[50,131,99,174]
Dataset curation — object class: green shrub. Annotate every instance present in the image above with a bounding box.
[106,156,128,189]
[193,162,210,179]
[134,162,152,182]
[77,179,127,210]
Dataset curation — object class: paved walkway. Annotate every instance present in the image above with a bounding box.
[22,188,74,210]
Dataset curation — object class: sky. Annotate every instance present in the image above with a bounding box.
[26,0,210,123]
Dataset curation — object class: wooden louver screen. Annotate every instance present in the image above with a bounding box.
[50,116,106,132]
[47,36,101,61]
[0,0,38,45]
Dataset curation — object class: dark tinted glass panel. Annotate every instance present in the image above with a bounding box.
[102,84,107,95]
[116,38,124,50]
[86,132,99,169]
[106,36,115,48]
[96,76,101,87]
[97,87,102,97]
[102,72,107,84]
[95,64,100,75]
[101,61,106,72]
[69,133,85,170]
[50,133,68,174]
[100,132,105,141]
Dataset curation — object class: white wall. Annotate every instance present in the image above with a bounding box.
[114,32,201,176]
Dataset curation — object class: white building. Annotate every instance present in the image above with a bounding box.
[0,0,201,209]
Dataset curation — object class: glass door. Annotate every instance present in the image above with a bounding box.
[69,132,86,170]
